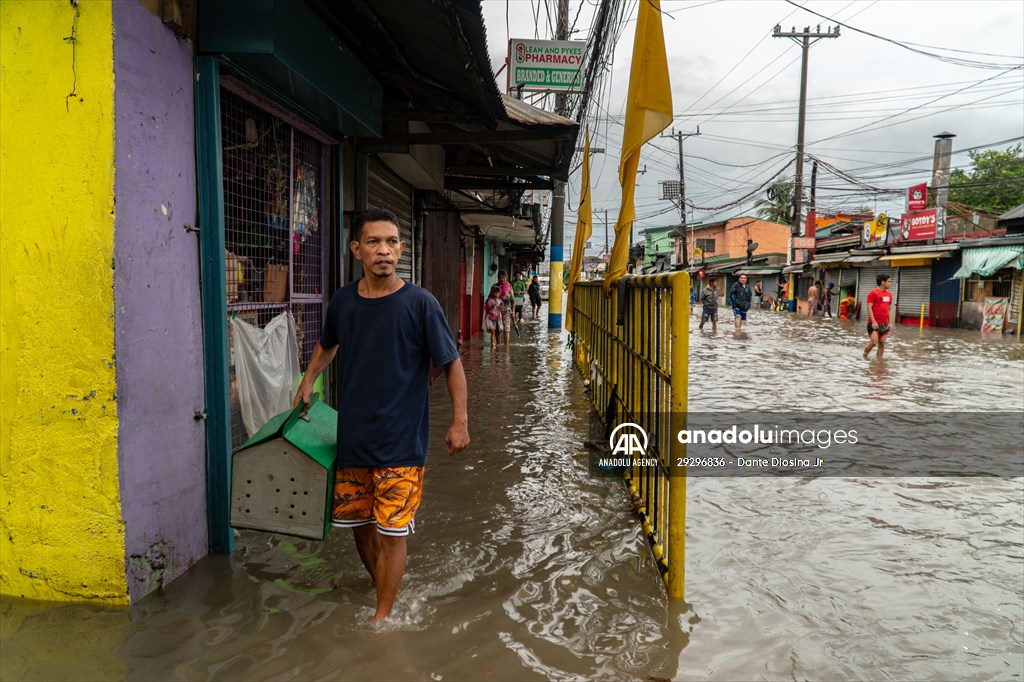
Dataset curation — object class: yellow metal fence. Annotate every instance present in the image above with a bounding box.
[571,273,689,599]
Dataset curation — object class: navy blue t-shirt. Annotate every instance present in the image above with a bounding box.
[319,281,460,468]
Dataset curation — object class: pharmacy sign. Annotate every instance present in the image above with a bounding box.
[508,39,586,93]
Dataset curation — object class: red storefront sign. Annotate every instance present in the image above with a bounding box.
[899,209,938,241]
[908,183,927,211]
[793,236,815,249]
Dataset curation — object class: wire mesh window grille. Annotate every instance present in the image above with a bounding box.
[221,87,327,450]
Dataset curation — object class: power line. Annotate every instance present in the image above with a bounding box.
[782,0,1024,69]
[588,72,1024,120]
[809,67,1024,145]
[685,158,796,212]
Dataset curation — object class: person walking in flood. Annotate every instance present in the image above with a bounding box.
[528,275,542,318]
[497,271,512,348]
[807,280,819,317]
[698,276,719,332]
[822,282,835,318]
[728,274,752,332]
[292,208,470,623]
[864,273,894,360]
[512,274,527,324]
[484,284,503,349]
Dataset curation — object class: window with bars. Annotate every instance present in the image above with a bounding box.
[696,238,716,254]
[221,87,328,450]
[963,276,1013,302]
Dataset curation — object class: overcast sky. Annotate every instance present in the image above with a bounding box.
[479,0,1024,255]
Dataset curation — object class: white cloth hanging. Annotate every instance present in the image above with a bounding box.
[231,312,300,437]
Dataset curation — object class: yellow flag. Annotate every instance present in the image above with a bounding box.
[604,0,673,295]
[566,130,592,332]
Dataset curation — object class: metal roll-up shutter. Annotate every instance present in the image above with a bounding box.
[897,265,932,319]
[857,265,890,318]
[368,159,414,282]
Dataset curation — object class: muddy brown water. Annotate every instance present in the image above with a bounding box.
[2,309,1023,681]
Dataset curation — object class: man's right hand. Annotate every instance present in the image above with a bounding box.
[292,380,313,415]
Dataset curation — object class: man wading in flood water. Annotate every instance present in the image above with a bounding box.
[293,208,470,622]
[728,274,752,332]
[864,272,894,360]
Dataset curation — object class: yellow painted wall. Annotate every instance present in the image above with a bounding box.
[1,1,127,602]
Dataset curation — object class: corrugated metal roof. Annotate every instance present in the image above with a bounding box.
[735,267,783,275]
[809,252,850,265]
[500,94,576,128]
[999,203,1024,220]
[957,234,1024,248]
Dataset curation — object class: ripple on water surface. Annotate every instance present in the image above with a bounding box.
[0,311,1020,681]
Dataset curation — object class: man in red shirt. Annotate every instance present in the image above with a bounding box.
[864,273,894,359]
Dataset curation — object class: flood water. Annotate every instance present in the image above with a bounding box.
[3,306,1023,681]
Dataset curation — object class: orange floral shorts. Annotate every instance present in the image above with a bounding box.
[331,466,424,536]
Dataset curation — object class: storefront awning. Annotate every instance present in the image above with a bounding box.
[953,245,1024,278]
[880,252,951,262]
[735,268,783,275]
[706,263,738,273]
[809,252,849,265]
[845,255,881,264]
[201,0,383,137]
[782,264,807,274]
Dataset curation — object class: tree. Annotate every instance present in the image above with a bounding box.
[753,182,806,225]
[949,144,1024,215]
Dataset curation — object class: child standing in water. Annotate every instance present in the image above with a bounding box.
[484,285,503,349]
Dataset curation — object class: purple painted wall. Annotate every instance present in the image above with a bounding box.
[113,1,207,602]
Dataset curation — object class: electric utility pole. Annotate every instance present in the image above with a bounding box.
[931,131,955,238]
[548,0,570,330]
[604,208,609,256]
[810,159,818,210]
[809,158,818,232]
[772,24,839,238]
[660,127,701,265]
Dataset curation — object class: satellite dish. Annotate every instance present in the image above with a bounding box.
[746,241,759,253]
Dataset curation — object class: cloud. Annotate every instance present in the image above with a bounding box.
[482,0,1023,250]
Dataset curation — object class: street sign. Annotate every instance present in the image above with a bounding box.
[508,39,585,93]
[898,209,938,242]
[692,247,703,260]
[793,237,815,249]
[908,183,927,211]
